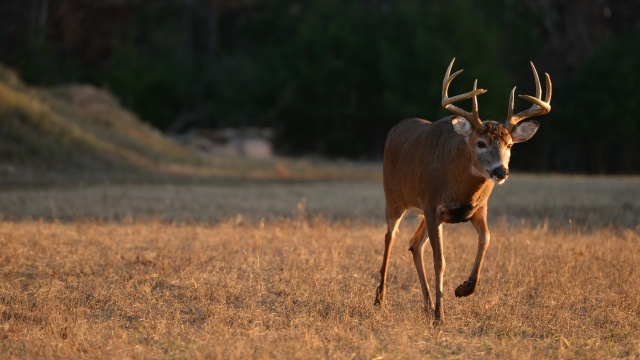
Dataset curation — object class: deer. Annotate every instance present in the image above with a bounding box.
[374,58,552,323]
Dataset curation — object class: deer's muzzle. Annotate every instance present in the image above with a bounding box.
[491,166,509,183]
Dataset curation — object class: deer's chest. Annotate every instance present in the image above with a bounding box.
[434,183,493,223]
[409,202,480,224]
[437,203,479,223]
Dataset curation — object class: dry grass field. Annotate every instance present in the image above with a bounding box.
[1,175,639,359]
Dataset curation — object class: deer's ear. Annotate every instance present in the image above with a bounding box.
[451,117,473,137]
[511,120,540,143]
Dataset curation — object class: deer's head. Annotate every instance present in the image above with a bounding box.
[442,58,552,184]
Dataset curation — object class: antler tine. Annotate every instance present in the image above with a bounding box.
[543,72,552,103]
[441,58,487,130]
[507,86,516,122]
[506,62,552,130]
[472,79,480,118]
[531,62,541,99]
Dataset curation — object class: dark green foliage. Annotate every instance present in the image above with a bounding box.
[552,30,640,173]
[260,0,511,157]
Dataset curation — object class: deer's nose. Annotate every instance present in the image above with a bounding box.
[491,166,509,181]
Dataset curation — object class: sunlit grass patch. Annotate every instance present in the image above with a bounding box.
[0,218,638,359]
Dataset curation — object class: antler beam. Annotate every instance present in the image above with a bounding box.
[505,62,552,131]
[441,58,487,131]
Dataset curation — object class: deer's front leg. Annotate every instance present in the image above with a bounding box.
[426,216,445,322]
[455,206,490,297]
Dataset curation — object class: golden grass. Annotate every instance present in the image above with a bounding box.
[0,218,638,359]
[1,175,639,359]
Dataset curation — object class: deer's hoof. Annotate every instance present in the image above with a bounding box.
[431,310,445,326]
[374,286,385,306]
[455,280,475,298]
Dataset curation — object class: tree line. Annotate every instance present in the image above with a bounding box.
[1,0,639,173]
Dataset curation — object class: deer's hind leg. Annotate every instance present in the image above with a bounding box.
[374,205,405,306]
[408,216,435,313]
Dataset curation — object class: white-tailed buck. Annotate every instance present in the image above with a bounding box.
[375,58,552,323]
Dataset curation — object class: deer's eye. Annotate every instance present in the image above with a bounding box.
[477,141,487,149]
[507,143,513,150]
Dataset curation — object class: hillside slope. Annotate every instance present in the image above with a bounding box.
[0,65,214,183]
[0,65,382,186]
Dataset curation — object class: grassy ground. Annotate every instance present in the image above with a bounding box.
[1,175,638,228]
[1,176,639,359]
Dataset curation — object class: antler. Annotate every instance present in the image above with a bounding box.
[505,62,552,131]
[441,58,488,130]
